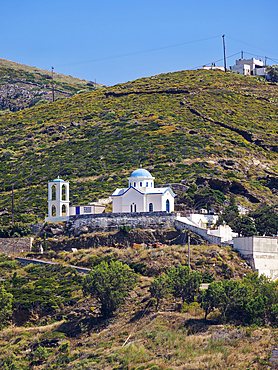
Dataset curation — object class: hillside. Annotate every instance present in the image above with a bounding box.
[0,69,278,220]
[1,243,276,369]
[0,58,105,112]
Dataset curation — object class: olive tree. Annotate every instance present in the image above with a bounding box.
[149,274,170,310]
[83,260,137,318]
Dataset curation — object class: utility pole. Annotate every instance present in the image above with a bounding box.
[51,66,55,102]
[12,184,14,224]
[265,56,267,81]
[188,235,190,268]
[222,35,227,72]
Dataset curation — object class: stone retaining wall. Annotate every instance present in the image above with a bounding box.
[68,212,178,234]
[0,237,33,255]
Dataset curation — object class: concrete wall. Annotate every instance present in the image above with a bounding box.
[67,211,178,234]
[233,236,278,280]
[0,237,33,255]
[175,219,222,245]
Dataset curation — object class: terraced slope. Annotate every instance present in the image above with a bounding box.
[0,69,278,219]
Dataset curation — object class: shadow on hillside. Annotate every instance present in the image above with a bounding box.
[128,309,154,323]
[184,318,219,334]
[128,308,219,335]
[57,315,108,337]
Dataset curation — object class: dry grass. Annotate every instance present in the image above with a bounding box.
[48,239,251,281]
[0,320,64,339]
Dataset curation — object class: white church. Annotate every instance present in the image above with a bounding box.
[45,168,175,222]
[111,168,176,213]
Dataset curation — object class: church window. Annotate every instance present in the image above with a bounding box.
[51,185,57,200]
[149,203,153,212]
[134,182,136,187]
[140,182,142,187]
[62,185,66,201]
[146,182,148,187]
[134,204,137,212]
[130,204,133,212]
[151,183,152,187]
[166,199,170,212]
[51,205,57,217]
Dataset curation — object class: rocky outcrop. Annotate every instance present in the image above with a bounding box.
[195,176,260,203]
[33,228,198,252]
[41,222,66,237]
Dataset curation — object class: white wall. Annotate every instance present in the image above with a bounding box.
[70,204,105,216]
[231,64,250,75]
[122,189,145,212]
[254,67,266,76]
[161,190,174,212]
[203,66,225,71]
[208,225,237,242]
[233,236,278,280]
[112,197,122,213]
[188,214,218,228]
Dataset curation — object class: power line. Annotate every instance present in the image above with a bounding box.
[243,51,266,60]
[56,35,221,68]
[239,52,278,65]
[191,51,240,70]
[268,57,278,64]
[226,35,275,56]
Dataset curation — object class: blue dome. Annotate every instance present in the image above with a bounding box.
[53,177,65,182]
[130,168,152,178]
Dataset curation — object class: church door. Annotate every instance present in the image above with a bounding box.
[166,199,170,212]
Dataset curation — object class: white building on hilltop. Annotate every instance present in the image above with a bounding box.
[111,168,176,213]
[230,57,266,76]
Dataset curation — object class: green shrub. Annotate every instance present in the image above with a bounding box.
[29,346,50,365]
[0,223,30,238]
[119,223,132,234]
[59,340,70,354]
[0,261,18,269]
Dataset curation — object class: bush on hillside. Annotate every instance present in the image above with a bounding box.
[0,223,30,238]
[83,260,138,318]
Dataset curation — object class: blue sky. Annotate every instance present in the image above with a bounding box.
[1,0,277,86]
